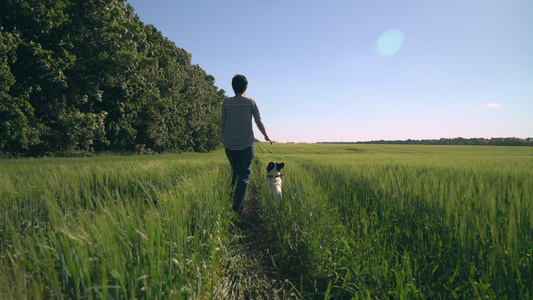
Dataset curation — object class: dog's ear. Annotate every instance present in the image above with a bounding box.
[277,163,285,170]
[267,161,276,172]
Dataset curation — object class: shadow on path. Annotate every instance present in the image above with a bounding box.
[213,194,300,300]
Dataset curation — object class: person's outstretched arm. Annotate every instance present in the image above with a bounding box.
[251,100,273,144]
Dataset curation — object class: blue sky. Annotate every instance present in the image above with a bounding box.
[127,0,532,143]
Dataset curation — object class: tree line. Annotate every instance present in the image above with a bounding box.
[1,0,225,157]
[320,137,533,146]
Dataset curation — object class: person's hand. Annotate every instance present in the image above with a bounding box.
[265,136,273,145]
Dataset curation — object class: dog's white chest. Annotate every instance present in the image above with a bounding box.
[267,173,283,199]
[266,161,284,200]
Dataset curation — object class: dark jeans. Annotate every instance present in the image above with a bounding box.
[225,146,254,213]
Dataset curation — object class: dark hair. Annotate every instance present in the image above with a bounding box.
[232,74,248,94]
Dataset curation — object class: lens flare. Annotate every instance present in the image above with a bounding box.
[487,103,502,109]
[376,29,404,57]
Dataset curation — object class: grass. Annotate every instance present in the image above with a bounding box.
[0,153,232,299]
[1,144,532,299]
[255,144,533,298]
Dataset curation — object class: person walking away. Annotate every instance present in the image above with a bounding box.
[221,74,272,214]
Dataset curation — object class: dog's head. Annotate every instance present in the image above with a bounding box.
[267,161,284,176]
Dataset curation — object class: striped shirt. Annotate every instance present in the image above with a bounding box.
[221,96,267,150]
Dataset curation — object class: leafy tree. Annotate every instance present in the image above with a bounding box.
[1,0,225,156]
[0,29,34,153]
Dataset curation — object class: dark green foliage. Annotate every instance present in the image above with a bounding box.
[0,0,225,156]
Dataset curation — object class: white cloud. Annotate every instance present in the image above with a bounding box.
[487,103,502,109]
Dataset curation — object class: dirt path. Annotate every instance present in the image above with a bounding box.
[213,195,299,299]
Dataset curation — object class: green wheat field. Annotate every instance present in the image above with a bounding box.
[1,144,531,299]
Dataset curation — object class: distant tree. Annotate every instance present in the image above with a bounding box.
[347,137,532,146]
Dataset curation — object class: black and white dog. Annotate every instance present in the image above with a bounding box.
[266,161,284,200]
